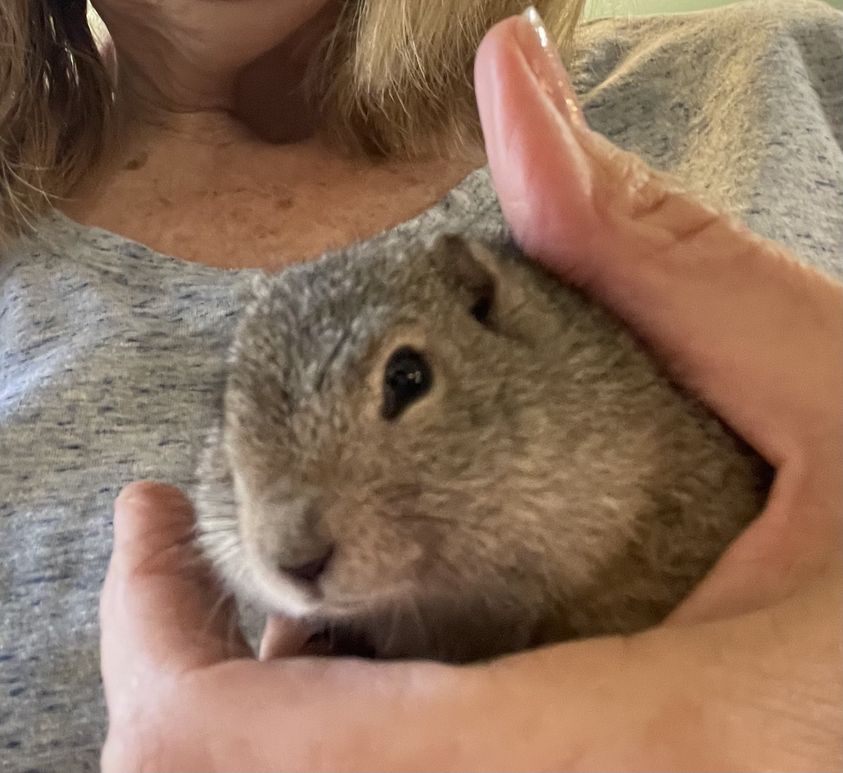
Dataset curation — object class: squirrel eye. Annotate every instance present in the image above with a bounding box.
[382,346,433,420]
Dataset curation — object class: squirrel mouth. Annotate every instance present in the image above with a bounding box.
[301,606,534,663]
[304,623,379,659]
[298,591,548,663]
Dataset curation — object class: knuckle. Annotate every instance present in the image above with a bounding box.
[614,152,668,217]
[583,131,671,222]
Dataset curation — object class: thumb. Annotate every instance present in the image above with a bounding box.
[100,482,250,698]
[475,12,842,469]
[475,13,842,618]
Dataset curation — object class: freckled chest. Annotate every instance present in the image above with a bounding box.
[65,141,480,270]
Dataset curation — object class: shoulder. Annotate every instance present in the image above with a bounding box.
[564,1,842,275]
[575,0,842,48]
[572,0,842,94]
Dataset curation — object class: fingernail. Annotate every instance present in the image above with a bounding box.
[523,6,551,48]
[517,6,586,127]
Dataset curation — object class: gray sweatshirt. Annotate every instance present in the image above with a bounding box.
[1,1,841,770]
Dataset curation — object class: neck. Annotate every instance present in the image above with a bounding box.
[62,105,483,270]
[65,9,484,270]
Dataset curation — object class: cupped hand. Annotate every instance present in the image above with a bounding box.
[475,11,842,623]
[100,12,842,772]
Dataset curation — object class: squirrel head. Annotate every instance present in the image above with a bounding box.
[195,235,766,661]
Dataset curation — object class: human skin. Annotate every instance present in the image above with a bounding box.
[99,12,843,772]
[68,0,479,268]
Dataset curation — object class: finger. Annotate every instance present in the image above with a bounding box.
[259,615,312,660]
[100,482,250,698]
[670,454,842,621]
[475,14,843,468]
[476,13,842,619]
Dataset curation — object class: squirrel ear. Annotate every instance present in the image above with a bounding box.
[430,234,499,318]
[431,234,532,327]
[431,235,549,341]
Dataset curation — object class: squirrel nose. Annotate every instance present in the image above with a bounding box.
[279,544,334,584]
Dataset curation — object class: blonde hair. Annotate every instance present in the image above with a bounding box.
[0,0,584,241]
[318,0,584,155]
[0,0,112,239]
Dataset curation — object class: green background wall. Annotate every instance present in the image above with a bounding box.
[585,0,841,17]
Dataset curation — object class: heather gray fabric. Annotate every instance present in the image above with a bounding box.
[1,1,841,769]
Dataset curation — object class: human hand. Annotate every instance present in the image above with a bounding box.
[99,11,842,772]
[100,482,483,772]
[475,9,842,623]
[100,483,841,772]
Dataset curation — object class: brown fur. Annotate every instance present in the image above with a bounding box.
[194,236,770,662]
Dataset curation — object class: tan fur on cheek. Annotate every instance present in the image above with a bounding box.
[193,238,769,661]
